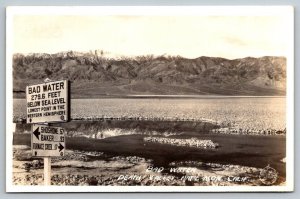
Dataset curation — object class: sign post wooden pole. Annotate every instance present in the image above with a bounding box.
[43,121,51,186]
[43,78,52,186]
[44,157,51,186]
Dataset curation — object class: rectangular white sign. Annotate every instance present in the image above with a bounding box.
[26,80,69,124]
[31,124,65,157]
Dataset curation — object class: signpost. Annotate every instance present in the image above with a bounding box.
[27,79,69,186]
[26,80,69,124]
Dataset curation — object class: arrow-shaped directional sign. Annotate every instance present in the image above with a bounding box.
[32,124,65,157]
[33,127,40,140]
[58,143,64,152]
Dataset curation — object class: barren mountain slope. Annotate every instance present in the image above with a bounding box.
[13,51,286,98]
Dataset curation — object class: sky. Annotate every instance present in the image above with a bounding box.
[13,15,290,59]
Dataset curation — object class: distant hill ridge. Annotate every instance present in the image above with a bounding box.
[13,51,286,98]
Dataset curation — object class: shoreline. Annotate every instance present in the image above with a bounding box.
[13,119,286,137]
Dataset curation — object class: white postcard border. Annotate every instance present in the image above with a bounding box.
[6,6,294,192]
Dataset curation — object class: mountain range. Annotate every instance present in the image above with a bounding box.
[13,51,286,98]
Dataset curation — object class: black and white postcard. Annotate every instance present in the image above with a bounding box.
[6,6,294,192]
